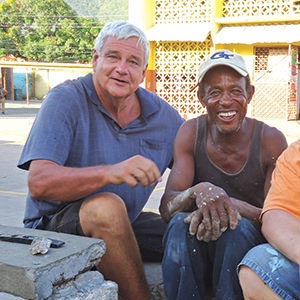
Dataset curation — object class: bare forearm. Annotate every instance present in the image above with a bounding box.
[231,197,262,221]
[29,163,110,201]
[29,155,161,202]
[269,231,300,264]
[262,210,300,264]
[160,188,196,222]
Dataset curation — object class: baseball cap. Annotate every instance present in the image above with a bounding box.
[191,49,249,92]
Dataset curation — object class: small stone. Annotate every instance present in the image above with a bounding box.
[30,236,51,255]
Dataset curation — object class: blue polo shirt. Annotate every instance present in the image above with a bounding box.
[18,74,184,228]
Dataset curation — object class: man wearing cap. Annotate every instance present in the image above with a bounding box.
[159,49,287,299]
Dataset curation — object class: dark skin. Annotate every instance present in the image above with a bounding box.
[159,66,288,242]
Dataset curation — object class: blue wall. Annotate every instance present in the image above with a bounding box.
[14,72,32,100]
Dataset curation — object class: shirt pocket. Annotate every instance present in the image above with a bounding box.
[139,138,170,172]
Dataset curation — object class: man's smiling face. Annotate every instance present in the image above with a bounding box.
[199,66,254,134]
[92,36,146,100]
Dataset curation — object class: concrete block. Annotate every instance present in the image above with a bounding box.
[0,293,25,300]
[52,271,118,300]
[0,225,107,299]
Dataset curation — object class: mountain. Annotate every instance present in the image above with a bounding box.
[64,0,128,22]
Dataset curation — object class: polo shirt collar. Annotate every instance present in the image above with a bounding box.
[82,74,160,119]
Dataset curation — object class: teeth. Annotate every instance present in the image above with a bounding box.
[219,111,236,117]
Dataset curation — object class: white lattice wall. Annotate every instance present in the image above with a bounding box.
[155,41,211,118]
[222,0,300,16]
[155,0,211,24]
[153,0,212,118]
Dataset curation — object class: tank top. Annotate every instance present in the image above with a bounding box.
[194,115,266,208]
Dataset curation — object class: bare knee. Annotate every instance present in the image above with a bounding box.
[239,265,281,300]
[79,192,129,237]
[239,266,256,298]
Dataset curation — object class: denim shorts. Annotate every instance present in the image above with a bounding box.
[40,199,167,262]
[238,243,300,300]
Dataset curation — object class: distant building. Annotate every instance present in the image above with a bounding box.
[0,56,91,102]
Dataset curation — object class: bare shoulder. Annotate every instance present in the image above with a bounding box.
[260,120,288,161]
[176,117,198,139]
[174,117,198,152]
[261,121,287,144]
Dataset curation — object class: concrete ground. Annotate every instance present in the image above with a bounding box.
[0,99,299,229]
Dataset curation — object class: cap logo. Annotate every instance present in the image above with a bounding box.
[210,51,234,60]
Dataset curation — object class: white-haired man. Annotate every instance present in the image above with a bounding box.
[18,21,184,300]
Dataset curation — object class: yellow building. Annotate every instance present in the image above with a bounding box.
[129,0,300,120]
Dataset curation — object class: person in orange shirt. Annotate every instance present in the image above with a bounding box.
[239,140,300,299]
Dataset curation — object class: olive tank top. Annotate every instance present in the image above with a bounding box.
[193,115,266,208]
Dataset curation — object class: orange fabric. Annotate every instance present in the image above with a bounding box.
[262,140,300,220]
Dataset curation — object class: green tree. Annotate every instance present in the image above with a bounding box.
[0,0,104,62]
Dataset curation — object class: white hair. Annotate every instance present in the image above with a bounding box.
[94,21,149,68]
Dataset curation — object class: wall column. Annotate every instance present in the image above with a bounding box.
[128,0,156,92]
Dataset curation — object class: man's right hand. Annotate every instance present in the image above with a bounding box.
[108,155,162,187]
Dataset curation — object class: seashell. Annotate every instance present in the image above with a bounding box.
[30,236,52,255]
